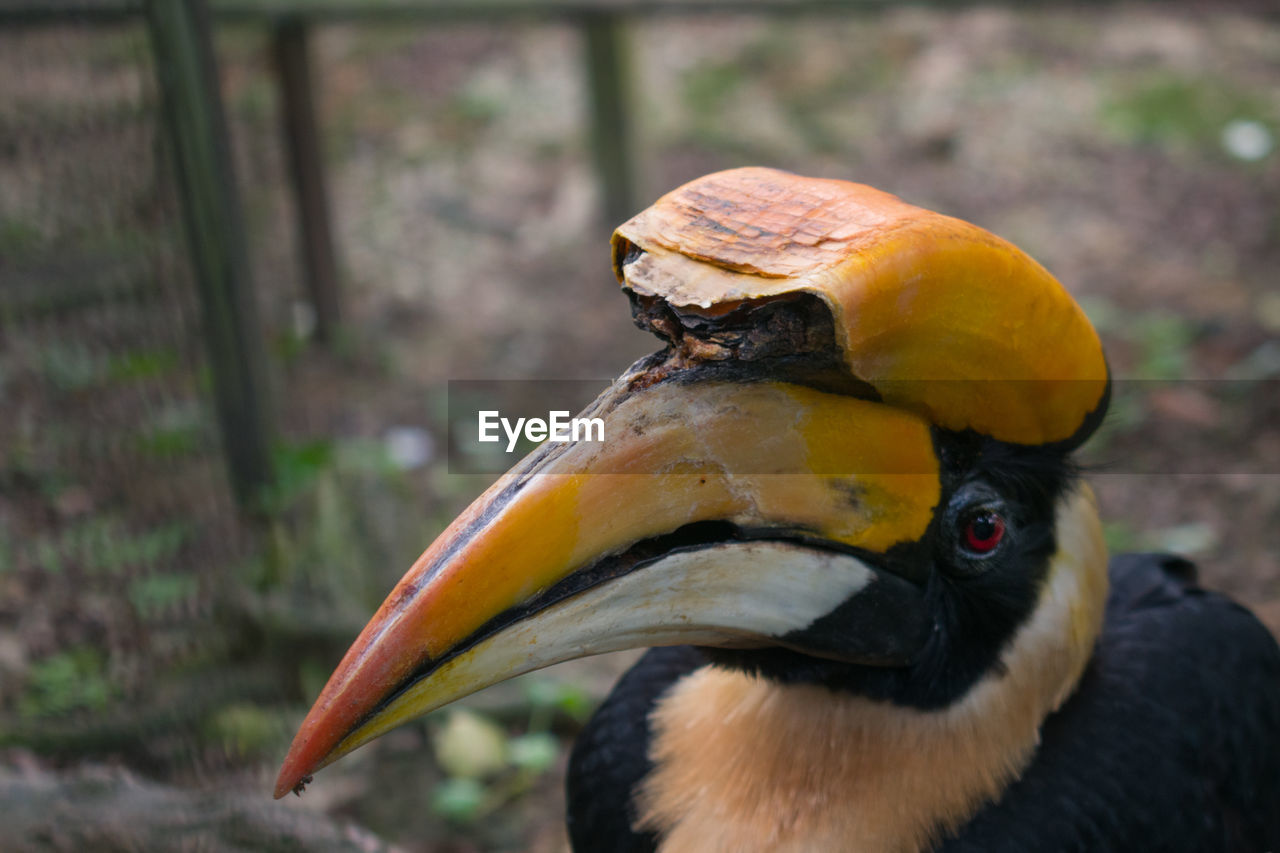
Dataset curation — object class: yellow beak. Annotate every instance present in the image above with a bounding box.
[274,372,941,798]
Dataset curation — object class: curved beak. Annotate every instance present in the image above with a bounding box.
[274,370,941,798]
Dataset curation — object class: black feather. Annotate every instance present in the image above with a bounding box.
[566,646,706,853]
[566,555,1280,852]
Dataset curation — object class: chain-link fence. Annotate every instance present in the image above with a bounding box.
[0,14,264,733]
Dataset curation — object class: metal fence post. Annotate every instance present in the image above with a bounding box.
[580,11,638,230]
[272,16,343,344]
[145,0,275,507]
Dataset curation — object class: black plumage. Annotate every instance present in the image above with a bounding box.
[566,554,1280,852]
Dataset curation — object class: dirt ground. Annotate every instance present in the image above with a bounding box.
[1,5,1278,852]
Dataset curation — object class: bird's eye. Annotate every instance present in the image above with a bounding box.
[960,508,1006,556]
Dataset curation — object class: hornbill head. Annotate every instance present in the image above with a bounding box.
[274,167,1110,800]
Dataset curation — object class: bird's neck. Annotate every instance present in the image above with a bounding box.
[636,485,1109,853]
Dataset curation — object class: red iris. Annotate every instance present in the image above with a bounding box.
[963,510,1006,554]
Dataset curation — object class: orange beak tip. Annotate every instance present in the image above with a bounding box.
[273,766,313,800]
[274,732,320,800]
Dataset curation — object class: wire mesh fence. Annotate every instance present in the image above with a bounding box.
[0,18,263,724]
[0,9,618,792]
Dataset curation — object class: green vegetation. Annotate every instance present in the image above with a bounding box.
[425,678,591,825]
[39,342,101,393]
[683,61,745,117]
[128,572,199,619]
[0,217,44,258]
[1102,521,1140,554]
[134,403,208,461]
[201,702,292,760]
[251,435,429,614]
[136,424,203,460]
[1133,312,1198,381]
[1104,520,1219,558]
[25,517,190,578]
[1102,72,1275,154]
[0,522,12,575]
[107,348,181,383]
[19,647,115,720]
[257,439,337,516]
[34,343,181,395]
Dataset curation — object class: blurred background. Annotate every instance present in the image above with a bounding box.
[0,1,1277,850]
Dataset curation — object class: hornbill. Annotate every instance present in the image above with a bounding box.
[275,168,1280,851]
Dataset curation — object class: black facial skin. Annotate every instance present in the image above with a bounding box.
[703,430,1078,711]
